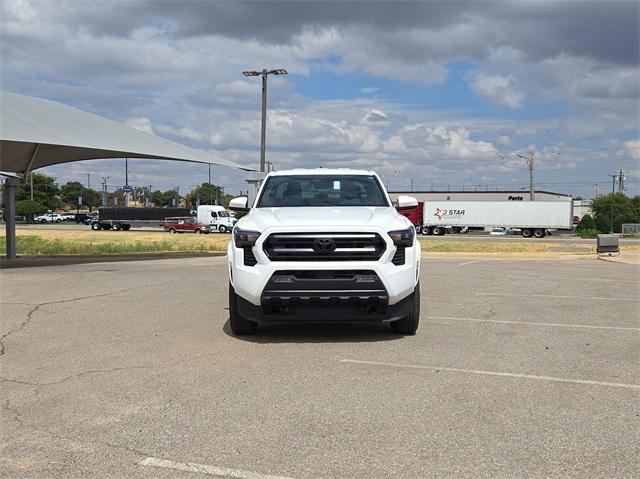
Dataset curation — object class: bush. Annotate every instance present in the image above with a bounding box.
[577,228,599,238]
[576,215,595,232]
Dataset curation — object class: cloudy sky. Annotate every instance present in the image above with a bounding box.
[2,0,639,197]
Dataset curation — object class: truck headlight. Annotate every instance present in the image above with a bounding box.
[234,228,261,247]
[388,227,415,247]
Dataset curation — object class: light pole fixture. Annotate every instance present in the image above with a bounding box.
[242,68,288,172]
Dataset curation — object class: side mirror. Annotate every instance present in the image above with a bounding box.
[394,195,418,210]
[229,196,249,211]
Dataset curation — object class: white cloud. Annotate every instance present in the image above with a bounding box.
[124,117,155,134]
[469,73,524,108]
[497,135,511,145]
[364,109,389,122]
[619,139,640,160]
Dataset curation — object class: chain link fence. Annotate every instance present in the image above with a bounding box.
[621,223,640,238]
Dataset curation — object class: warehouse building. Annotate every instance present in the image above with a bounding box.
[387,190,570,202]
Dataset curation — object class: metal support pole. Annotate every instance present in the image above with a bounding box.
[124,157,129,207]
[260,69,268,173]
[5,177,18,259]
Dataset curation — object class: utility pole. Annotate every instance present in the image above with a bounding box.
[87,173,91,189]
[608,174,617,233]
[516,151,536,201]
[208,163,212,185]
[618,168,624,193]
[593,183,598,197]
[175,186,180,207]
[102,177,110,207]
[410,178,413,192]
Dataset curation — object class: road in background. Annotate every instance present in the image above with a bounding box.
[1,256,638,478]
[13,223,640,245]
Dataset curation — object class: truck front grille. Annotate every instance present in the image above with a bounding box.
[263,233,386,262]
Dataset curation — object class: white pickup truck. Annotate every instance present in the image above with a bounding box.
[227,168,421,335]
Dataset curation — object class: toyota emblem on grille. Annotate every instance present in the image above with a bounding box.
[312,237,336,254]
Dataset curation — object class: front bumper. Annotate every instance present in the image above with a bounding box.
[227,229,420,307]
[237,288,414,323]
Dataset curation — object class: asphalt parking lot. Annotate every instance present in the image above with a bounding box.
[1,256,638,478]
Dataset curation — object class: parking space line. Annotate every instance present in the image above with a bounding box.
[457,259,497,266]
[477,292,640,302]
[140,457,294,479]
[427,316,640,331]
[340,359,640,390]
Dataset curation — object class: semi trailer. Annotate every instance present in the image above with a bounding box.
[417,200,573,238]
[90,207,191,231]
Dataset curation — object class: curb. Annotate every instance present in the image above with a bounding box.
[0,252,226,269]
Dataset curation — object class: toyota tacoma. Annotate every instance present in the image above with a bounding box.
[227,169,421,335]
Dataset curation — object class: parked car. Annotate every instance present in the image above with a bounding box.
[489,227,506,236]
[164,216,211,234]
[34,213,63,223]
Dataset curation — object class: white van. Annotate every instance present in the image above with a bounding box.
[197,205,237,233]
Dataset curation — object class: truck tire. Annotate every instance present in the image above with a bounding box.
[522,228,532,238]
[168,227,176,234]
[534,228,545,238]
[91,222,101,230]
[101,224,110,230]
[111,223,121,231]
[218,225,227,233]
[391,283,420,335]
[121,224,131,231]
[229,282,257,335]
[432,226,444,236]
[422,227,431,236]
[415,226,422,235]
[194,228,202,234]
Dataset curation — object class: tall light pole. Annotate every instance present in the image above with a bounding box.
[242,68,288,172]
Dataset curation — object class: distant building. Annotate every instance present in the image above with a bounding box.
[572,199,592,218]
[388,190,571,202]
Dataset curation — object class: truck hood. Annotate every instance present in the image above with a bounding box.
[238,206,411,232]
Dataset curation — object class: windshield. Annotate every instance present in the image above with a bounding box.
[257,175,389,208]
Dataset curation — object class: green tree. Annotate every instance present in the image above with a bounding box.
[150,189,178,207]
[16,173,61,210]
[186,183,226,208]
[15,199,47,218]
[590,193,638,233]
[59,182,102,211]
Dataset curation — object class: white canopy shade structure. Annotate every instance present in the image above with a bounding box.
[0,91,251,172]
[0,91,253,260]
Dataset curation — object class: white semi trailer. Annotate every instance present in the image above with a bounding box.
[421,200,573,238]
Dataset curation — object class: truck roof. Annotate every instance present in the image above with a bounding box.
[268,168,376,177]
